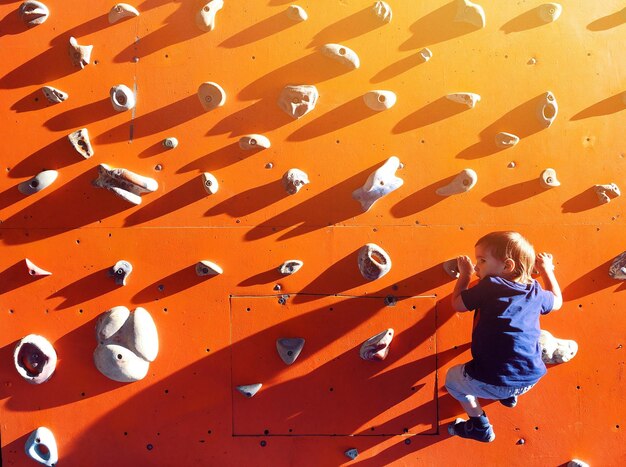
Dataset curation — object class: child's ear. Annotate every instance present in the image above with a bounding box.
[504,258,515,272]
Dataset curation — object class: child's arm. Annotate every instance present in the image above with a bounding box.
[536,252,563,310]
[451,255,474,312]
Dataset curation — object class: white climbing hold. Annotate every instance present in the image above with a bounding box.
[454,0,486,28]
[110,84,136,112]
[41,86,68,104]
[68,36,92,69]
[68,128,94,159]
[279,260,303,275]
[276,338,305,365]
[540,168,560,188]
[14,334,57,384]
[237,384,262,398]
[567,460,589,467]
[539,329,578,364]
[201,172,219,195]
[357,243,392,281]
[286,5,307,22]
[537,91,558,128]
[109,260,132,286]
[196,0,224,32]
[345,448,359,460]
[19,1,49,26]
[108,3,139,23]
[363,90,396,111]
[18,170,58,195]
[282,168,309,195]
[25,427,58,467]
[25,258,51,276]
[195,260,223,276]
[92,164,158,205]
[418,47,433,62]
[372,1,392,23]
[352,156,403,212]
[360,329,394,361]
[197,82,226,111]
[538,3,562,23]
[495,132,519,148]
[239,134,271,150]
[446,92,481,109]
[443,258,460,278]
[163,137,178,149]
[320,43,360,69]
[278,84,319,119]
[609,251,626,280]
[436,169,478,196]
[594,183,620,204]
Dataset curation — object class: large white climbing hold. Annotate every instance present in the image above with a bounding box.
[19,1,49,26]
[196,0,224,32]
[286,5,307,22]
[454,0,486,28]
[540,168,560,188]
[25,258,52,276]
[25,427,58,466]
[276,338,305,365]
[594,183,620,204]
[110,84,136,112]
[372,1,392,23]
[108,3,139,23]
[282,168,309,195]
[18,170,58,195]
[358,243,391,281]
[320,44,360,69]
[539,330,578,364]
[14,334,57,384]
[495,132,519,148]
[352,156,403,212]
[201,172,219,195]
[363,90,396,111]
[279,260,303,275]
[609,251,626,280]
[68,128,94,159]
[436,169,478,196]
[195,260,223,276]
[239,134,271,150]
[198,82,226,111]
[68,36,92,69]
[94,306,159,382]
[446,93,481,109]
[41,86,68,104]
[92,164,158,206]
[278,85,319,119]
[360,329,394,361]
[237,384,262,398]
[538,3,562,23]
[537,91,558,127]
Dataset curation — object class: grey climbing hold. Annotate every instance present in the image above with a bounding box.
[360,329,394,361]
[14,334,57,384]
[286,5,307,22]
[495,132,519,148]
[196,0,224,32]
[201,172,219,194]
[25,427,58,466]
[609,251,626,280]
[320,44,360,69]
[282,168,309,195]
[68,36,92,69]
[19,1,49,26]
[237,383,262,398]
[18,170,58,195]
[109,260,133,286]
[277,85,319,119]
[108,3,139,24]
[345,448,359,460]
[163,137,178,149]
[436,169,478,196]
[538,3,562,23]
[197,82,226,110]
[567,460,589,467]
[446,92,481,109]
[352,156,403,212]
[41,86,68,104]
[539,330,578,364]
[279,260,303,275]
[443,258,460,278]
[110,84,136,112]
[276,338,305,365]
[540,168,560,188]
[357,243,391,281]
[594,183,620,204]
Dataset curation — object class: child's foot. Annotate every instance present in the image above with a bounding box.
[499,396,517,408]
[447,414,495,443]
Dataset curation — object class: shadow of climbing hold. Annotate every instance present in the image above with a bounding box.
[276,338,305,365]
[360,328,394,361]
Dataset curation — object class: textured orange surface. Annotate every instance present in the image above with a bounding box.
[1,0,625,465]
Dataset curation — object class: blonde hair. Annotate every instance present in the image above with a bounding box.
[476,231,535,284]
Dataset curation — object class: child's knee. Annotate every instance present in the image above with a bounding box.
[445,364,464,391]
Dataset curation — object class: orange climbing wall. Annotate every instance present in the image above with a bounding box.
[1,0,625,465]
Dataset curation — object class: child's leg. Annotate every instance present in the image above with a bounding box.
[445,364,485,417]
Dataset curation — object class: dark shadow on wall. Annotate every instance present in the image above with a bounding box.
[570,93,626,120]
[561,187,603,214]
[48,268,118,310]
[390,175,455,218]
[370,52,429,84]
[131,265,218,304]
[500,6,554,34]
[177,143,244,173]
[562,258,626,301]
[206,180,284,219]
[220,11,297,48]
[8,136,83,179]
[0,260,48,295]
[392,97,469,134]
[10,89,57,113]
[0,8,31,37]
[207,99,294,137]
[0,46,76,89]
[481,179,547,207]
[48,15,109,47]
[0,184,25,211]
[587,9,626,31]
[306,6,387,49]
[43,98,113,131]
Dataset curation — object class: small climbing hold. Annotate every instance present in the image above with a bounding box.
[372,1,392,23]
[594,183,620,204]
[539,330,578,364]
[110,84,136,112]
[14,334,57,384]
[92,164,158,205]
[195,260,223,276]
[357,243,392,281]
[517,438,525,445]
[25,427,58,466]
[239,134,271,150]
[363,90,397,111]
[360,329,394,361]
[68,128,94,158]
[345,448,359,460]
[277,85,319,119]
[282,168,309,195]
[197,82,226,111]
[527,57,537,65]
[537,91,558,128]
[286,5,307,22]
[237,384,262,398]
[538,3,562,23]
[446,93,481,109]
[162,137,178,149]
[196,0,224,32]
[454,0,486,28]
[279,260,303,275]
[109,260,133,286]
[418,47,433,62]
[352,156,403,212]
[540,168,560,188]
[201,173,219,195]
[265,162,273,169]
[567,460,590,467]
[41,86,68,104]
[508,161,516,168]
[19,1,49,26]
[495,132,520,148]
[18,170,58,195]
[68,36,92,69]
[276,338,305,365]
[436,169,478,196]
[443,258,460,278]
[608,251,626,280]
[320,44,360,69]
[108,3,139,23]
[25,258,51,276]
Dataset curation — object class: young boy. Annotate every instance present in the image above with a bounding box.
[445,231,563,442]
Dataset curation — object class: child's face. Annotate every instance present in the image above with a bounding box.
[474,243,508,280]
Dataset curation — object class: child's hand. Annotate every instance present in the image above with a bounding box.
[536,252,555,273]
[456,255,474,278]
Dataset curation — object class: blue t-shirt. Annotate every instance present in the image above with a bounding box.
[461,276,554,387]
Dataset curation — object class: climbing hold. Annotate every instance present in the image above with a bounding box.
[239,134,271,150]
[196,0,224,32]
[276,338,305,365]
[446,93,481,109]
[286,5,307,22]
[108,3,139,23]
[372,1,392,23]
[109,260,133,286]
[68,36,92,69]
[282,168,309,195]
[18,170,58,195]
[25,258,52,276]
[14,334,57,384]
[538,3,562,23]
[25,427,58,466]
[345,448,359,460]
[436,169,478,196]
[443,258,460,278]
[418,47,433,62]
[41,86,68,104]
[594,183,620,204]
[360,328,394,361]
[197,82,226,111]
[68,128,94,159]
[278,84,319,119]
[540,168,560,188]
[320,44,360,69]
[195,260,223,276]
[539,330,578,364]
[363,90,397,111]
[537,91,558,128]
[352,156,403,212]
[609,251,626,280]
[237,384,262,398]
[92,164,158,205]
[454,0,486,28]
[19,1,49,26]
[163,137,178,149]
[567,460,589,467]
[279,260,303,275]
[357,243,392,281]
[495,132,520,148]
[94,306,159,382]
[110,84,136,112]
[201,172,219,195]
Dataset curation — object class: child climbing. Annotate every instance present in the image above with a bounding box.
[445,231,563,442]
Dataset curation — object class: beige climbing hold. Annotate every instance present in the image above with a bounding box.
[418,47,433,62]
[443,258,460,278]
[320,44,360,69]
[18,170,58,195]
[92,164,158,205]
[357,243,391,281]
[25,427,58,467]
[537,91,558,128]
[163,137,178,149]
[446,93,481,109]
[41,86,68,104]
[286,5,307,22]
[19,1,49,26]
[454,0,486,28]
[594,183,620,204]
[25,258,51,276]
[278,84,319,119]
[352,156,403,212]
[201,172,219,195]
[94,306,159,382]
[360,329,394,361]
[108,3,139,23]
[276,337,305,365]
[540,168,560,188]
[609,251,626,280]
[68,128,94,159]
[567,460,589,467]
[436,169,478,196]
[282,168,309,195]
[14,334,57,384]
[110,84,136,112]
[197,82,226,111]
[372,1,392,23]
[538,3,562,23]
[239,134,271,150]
[539,329,577,364]
[196,0,224,32]
[195,260,223,276]
[279,260,303,275]
[363,90,397,111]
[237,384,262,398]
[495,132,519,148]
[68,36,92,69]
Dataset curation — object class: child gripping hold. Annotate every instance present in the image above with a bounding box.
[445,231,563,443]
